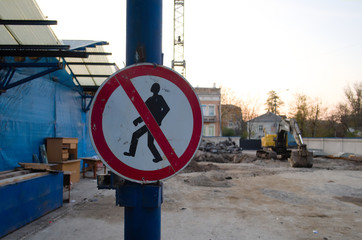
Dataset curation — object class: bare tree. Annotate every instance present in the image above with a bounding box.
[241,99,260,139]
[289,93,328,137]
[332,103,350,135]
[344,81,362,131]
[331,81,362,136]
[220,87,260,138]
[220,87,243,136]
[221,86,240,106]
[289,93,309,135]
[308,97,328,137]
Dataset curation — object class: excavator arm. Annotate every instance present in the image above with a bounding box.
[286,119,313,168]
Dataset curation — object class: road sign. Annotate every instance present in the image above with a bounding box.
[89,63,203,183]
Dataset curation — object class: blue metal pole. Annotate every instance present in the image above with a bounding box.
[126,0,163,65]
[121,0,163,239]
[116,181,163,240]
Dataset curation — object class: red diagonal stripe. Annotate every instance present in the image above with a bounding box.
[115,75,178,172]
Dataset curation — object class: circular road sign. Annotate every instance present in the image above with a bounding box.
[89,63,203,183]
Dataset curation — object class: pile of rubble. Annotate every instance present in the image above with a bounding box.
[198,138,242,154]
[189,138,257,164]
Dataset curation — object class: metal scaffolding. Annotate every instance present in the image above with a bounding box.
[172,0,186,77]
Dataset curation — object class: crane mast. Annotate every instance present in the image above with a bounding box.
[172,0,186,77]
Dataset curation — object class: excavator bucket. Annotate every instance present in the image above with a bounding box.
[288,145,313,168]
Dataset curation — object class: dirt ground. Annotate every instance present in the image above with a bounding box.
[3,151,362,240]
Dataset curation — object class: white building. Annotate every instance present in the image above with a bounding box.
[247,112,282,139]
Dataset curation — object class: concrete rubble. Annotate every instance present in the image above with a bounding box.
[198,138,242,154]
[191,138,255,165]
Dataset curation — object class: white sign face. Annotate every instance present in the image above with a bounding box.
[90,64,203,183]
[102,75,193,171]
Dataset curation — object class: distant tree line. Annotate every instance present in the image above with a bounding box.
[265,81,362,137]
[221,81,361,138]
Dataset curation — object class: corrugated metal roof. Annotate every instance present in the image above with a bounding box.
[0,0,60,45]
[62,40,117,87]
[0,0,117,88]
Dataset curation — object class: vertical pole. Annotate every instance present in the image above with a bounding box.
[126,0,163,66]
[121,1,163,239]
[116,181,163,240]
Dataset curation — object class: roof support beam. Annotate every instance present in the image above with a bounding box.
[0,50,89,58]
[82,95,95,112]
[1,66,62,91]
[0,68,16,90]
[0,50,111,57]
[0,62,62,68]
[73,74,111,78]
[0,45,70,50]
[65,62,116,66]
[86,52,112,56]
[0,20,57,25]
[82,86,99,92]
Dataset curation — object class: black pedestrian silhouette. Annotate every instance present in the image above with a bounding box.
[124,83,170,163]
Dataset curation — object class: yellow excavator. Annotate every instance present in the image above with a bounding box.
[256,118,313,168]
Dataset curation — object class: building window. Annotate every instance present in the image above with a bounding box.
[208,105,215,116]
[258,125,263,133]
[203,124,215,136]
[207,124,215,136]
[208,124,215,136]
[202,105,207,115]
[201,104,216,116]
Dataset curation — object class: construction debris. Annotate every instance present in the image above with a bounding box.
[328,152,362,162]
[183,160,220,173]
[18,162,56,171]
[333,152,357,159]
[189,138,257,165]
[199,138,242,154]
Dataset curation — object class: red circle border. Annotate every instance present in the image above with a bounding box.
[89,64,202,183]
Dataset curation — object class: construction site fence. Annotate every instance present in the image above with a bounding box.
[303,137,362,155]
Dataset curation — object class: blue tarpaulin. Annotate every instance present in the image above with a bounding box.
[0,57,96,171]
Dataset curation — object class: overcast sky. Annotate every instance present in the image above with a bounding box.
[36,0,362,115]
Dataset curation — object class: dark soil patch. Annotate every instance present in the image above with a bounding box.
[182,160,220,173]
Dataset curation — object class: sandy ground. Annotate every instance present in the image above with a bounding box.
[3,153,362,240]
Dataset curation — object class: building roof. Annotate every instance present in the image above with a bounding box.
[195,87,221,102]
[0,0,60,45]
[61,40,117,88]
[194,87,221,96]
[249,112,282,123]
[0,0,116,91]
